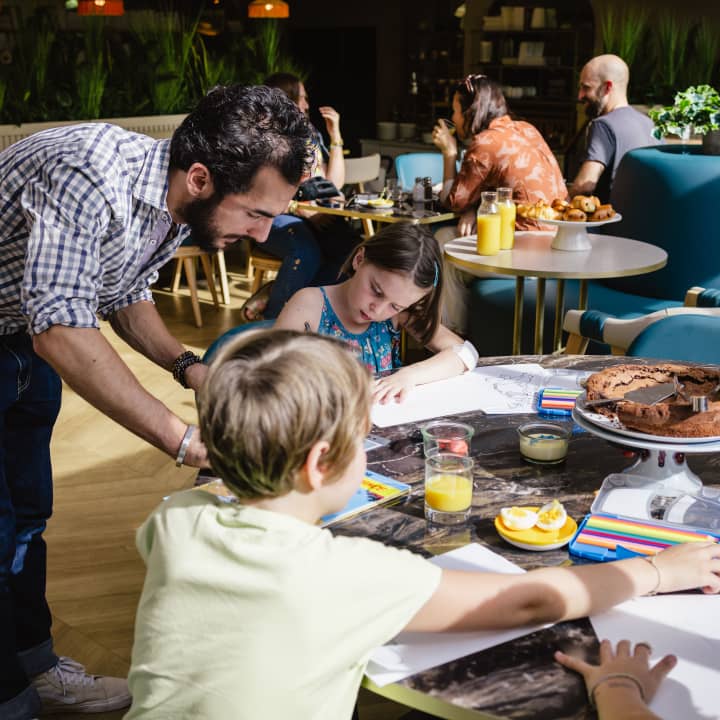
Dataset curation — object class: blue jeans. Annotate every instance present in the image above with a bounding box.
[260,214,359,318]
[0,332,60,718]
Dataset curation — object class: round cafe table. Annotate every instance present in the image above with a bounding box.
[444,231,668,354]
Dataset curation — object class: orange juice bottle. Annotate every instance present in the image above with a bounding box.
[476,191,501,255]
[497,186,516,250]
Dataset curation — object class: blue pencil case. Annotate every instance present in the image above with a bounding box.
[536,387,584,417]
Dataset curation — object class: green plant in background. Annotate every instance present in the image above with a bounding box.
[130,5,199,114]
[685,22,720,87]
[648,85,720,139]
[652,13,691,101]
[191,35,235,98]
[75,18,108,119]
[598,4,649,72]
[244,19,304,84]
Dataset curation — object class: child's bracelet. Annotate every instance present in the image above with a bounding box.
[642,554,662,595]
[589,672,645,708]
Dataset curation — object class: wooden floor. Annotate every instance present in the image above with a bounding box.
[45,246,416,720]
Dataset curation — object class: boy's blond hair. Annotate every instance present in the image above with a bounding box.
[198,329,372,499]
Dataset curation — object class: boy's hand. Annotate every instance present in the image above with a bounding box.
[372,370,416,405]
[651,541,720,594]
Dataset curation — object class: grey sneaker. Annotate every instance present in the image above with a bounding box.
[31,656,131,714]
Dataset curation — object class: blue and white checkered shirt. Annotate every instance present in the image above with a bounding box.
[0,123,190,335]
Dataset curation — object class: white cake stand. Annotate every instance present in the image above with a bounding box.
[572,405,720,492]
[539,214,623,251]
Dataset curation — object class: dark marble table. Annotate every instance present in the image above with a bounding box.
[332,355,720,720]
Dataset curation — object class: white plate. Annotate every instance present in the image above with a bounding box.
[575,394,720,444]
[536,213,622,229]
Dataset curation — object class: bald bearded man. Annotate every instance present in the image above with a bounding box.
[570,54,659,200]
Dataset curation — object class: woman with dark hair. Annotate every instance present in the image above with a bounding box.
[243,73,361,321]
[433,74,566,237]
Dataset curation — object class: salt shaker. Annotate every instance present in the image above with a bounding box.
[412,176,425,210]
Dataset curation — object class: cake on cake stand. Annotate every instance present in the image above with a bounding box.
[573,395,720,493]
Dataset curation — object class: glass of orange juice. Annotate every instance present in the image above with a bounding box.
[424,453,474,524]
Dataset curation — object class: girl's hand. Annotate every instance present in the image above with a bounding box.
[457,209,477,237]
[650,541,720,594]
[556,639,675,714]
[432,119,456,155]
[373,369,416,405]
[318,106,341,141]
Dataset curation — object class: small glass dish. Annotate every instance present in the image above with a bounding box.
[517,422,571,464]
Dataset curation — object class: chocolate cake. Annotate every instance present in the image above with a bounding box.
[584,363,720,438]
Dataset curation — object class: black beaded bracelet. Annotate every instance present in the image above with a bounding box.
[172,350,202,388]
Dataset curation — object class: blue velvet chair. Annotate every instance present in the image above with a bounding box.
[563,286,720,361]
[203,319,275,364]
[468,145,720,356]
[394,153,444,191]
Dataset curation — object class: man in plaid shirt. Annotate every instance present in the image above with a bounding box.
[0,84,313,719]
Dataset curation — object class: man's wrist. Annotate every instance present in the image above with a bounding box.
[172,350,202,388]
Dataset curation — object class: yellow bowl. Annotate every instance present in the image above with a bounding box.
[367,198,394,208]
[494,506,577,551]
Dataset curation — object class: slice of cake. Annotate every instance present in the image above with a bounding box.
[585,363,720,438]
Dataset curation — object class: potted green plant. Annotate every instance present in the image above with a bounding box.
[649,84,720,152]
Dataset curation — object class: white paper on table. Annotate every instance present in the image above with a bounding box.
[365,543,551,687]
[590,595,720,720]
[371,364,588,427]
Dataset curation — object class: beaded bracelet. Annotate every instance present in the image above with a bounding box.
[172,350,202,388]
[589,672,645,709]
[175,424,196,467]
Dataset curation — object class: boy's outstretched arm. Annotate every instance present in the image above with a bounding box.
[404,542,720,632]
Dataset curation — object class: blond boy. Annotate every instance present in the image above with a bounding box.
[125,331,719,719]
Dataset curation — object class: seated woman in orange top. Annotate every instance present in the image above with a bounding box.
[433,74,567,237]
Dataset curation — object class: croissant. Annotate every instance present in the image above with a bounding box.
[552,199,570,211]
[563,208,587,222]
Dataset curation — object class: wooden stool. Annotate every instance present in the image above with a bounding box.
[248,248,281,295]
[171,246,227,327]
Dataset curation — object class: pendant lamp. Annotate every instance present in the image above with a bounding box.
[78,0,125,15]
[248,1,289,19]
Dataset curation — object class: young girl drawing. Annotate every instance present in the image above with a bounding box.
[274,224,478,403]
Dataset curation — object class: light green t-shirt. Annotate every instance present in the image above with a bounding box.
[125,488,441,720]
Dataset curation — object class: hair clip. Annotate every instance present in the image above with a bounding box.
[463,73,487,93]
[433,261,439,288]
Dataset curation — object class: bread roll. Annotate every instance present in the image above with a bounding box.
[552,199,570,211]
[571,195,598,213]
[590,204,616,221]
[563,208,587,222]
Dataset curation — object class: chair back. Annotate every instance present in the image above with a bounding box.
[626,314,720,363]
[607,146,720,300]
[394,152,443,191]
[344,154,381,191]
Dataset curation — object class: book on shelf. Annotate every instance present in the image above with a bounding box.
[189,470,411,528]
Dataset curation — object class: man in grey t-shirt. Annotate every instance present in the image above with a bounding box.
[570,54,660,201]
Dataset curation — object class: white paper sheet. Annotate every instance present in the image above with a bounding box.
[364,543,551,687]
[371,364,587,427]
[590,596,720,720]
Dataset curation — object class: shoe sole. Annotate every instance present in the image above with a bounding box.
[39,692,132,715]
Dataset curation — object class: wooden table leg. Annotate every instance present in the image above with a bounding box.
[553,279,566,352]
[534,277,546,354]
[512,277,525,355]
[361,218,375,237]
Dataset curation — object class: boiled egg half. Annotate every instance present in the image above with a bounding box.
[500,506,538,531]
[536,500,567,531]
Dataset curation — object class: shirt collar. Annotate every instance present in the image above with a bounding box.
[134,138,172,212]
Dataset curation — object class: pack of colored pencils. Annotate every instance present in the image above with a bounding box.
[537,388,584,417]
[569,513,720,562]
